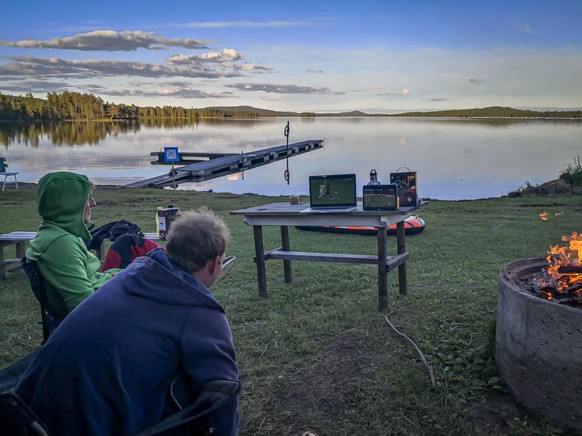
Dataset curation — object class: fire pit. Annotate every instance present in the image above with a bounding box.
[496,245,582,431]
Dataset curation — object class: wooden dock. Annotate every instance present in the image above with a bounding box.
[124,139,324,188]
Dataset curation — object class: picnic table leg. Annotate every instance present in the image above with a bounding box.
[252,225,268,297]
[15,241,26,259]
[396,220,408,295]
[280,225,292,283]
[377,227,388,311]
[0,244,6,280]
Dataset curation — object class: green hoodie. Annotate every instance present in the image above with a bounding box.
[26,172,113,320]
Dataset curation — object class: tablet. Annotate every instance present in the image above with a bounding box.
[362,184,399,211]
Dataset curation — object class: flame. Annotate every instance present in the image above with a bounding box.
[542,232,582,293]
[539,211,564,221]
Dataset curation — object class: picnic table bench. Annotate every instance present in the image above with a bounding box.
[0,231,159,280]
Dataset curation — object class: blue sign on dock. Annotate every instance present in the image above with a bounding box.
[163,147,180,163]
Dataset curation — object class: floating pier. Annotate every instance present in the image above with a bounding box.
[124,139,324,189]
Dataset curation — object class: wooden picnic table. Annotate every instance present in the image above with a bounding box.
[230,202,421,310]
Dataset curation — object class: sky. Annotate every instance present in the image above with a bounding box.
[1,0,581,113]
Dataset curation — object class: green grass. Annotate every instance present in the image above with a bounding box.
[1,187,581,435]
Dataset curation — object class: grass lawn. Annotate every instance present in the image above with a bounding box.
[1,186,580,435]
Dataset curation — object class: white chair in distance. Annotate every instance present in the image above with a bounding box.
[0,158,18,191]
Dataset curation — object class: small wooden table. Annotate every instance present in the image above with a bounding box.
[0,231,159,280]
[230,202,419,310]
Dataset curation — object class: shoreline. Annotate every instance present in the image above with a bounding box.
[10,177,582,200]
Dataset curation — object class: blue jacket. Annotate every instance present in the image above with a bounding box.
[16,247,239,435]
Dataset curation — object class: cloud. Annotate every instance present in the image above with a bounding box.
[178,21,311,29]
[168,48,243,64]
[1,76,233,99]
[237,63,272,72]
[516,24,535,35]
[0,30,209,51]
[469,78,483,84]
[353,85,386,93]
[0,56,244,79]
[166,49,272,72]
[430,98,449,102]
[0,79,71,93]
[306,69,324,73]
[226,83,343,95]
[103,86,234,99]
[377,88,411,96]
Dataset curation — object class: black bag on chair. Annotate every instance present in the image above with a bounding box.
[85,219,143,251]
[0,392,48,436]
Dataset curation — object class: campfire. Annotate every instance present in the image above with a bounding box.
[496,255,582,432]
[527,232,582,305]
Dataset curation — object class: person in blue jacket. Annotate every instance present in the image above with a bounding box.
[16,207,240,435]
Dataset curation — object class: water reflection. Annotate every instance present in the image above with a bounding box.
[0,120,144,147]
[1,118,580,200]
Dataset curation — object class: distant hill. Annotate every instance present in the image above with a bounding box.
[202,105,582,119]
[201,106,369,118]
[389,106,560,118]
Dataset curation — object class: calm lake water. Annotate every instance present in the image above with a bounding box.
[1,118,580,200]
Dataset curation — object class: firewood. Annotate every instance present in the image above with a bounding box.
[558,265,582,274]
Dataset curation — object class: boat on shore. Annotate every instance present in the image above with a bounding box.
[296,215,426,236]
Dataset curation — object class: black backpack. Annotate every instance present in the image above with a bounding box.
[85,219,143,251]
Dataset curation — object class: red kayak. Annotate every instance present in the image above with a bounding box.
[296,215,426,236]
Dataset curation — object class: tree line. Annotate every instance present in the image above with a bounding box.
[1,92,581,121]
[0,92,274,121]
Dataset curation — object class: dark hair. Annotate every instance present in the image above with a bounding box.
[165,208,230,272]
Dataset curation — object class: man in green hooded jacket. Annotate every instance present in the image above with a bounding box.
[26,172,116,321]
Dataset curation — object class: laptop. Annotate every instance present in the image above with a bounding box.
[300,173,357,213]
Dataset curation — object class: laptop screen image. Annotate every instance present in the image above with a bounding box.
[302,173,357,213]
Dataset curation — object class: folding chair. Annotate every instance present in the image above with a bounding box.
[0,392,48,436]
[0,157,19,191]
[0,376,238,435]
[137,376,241,436]
[0,257,59,394]
[0,260,57,393]
[20,258,59,344]
[0,349,40,393]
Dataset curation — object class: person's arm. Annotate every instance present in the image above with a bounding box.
[40,235,98,313]
[180,309,240,435]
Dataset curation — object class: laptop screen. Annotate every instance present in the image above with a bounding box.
[308,174,357,208]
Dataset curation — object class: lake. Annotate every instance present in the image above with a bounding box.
[1,117,580,200]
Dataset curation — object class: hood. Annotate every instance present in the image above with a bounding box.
[36,172,91,239]
[116,247,225,312]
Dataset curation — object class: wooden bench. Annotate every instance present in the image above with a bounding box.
[0,231,159,280]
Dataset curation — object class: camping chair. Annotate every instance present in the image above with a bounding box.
[0,376,240,436]
[0,257,59,394]
[0,157,19,191]
[20,258,59,344]
[0,349,40,393]
[0,260,57,393]
[0,392,48,435]
[137,375,241,436]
